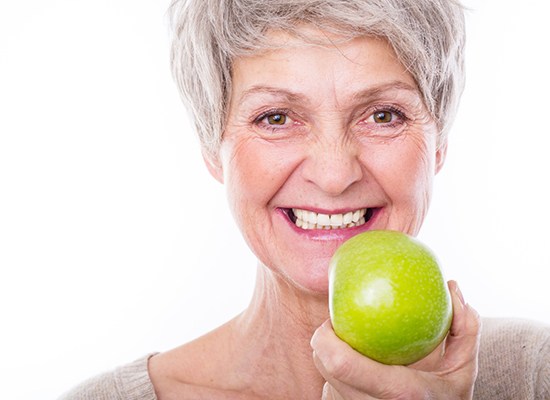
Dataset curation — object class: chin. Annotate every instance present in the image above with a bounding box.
[277,258,333,297]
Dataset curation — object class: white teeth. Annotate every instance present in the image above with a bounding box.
[306,210,317,225]
[329,214,343,226]
[291,208,369,230]
[343,211,353,224]
[317,213,330,226]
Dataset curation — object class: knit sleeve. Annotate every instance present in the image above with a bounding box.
[535,334,550,400]
[58,354,158,400]
[475,318,550,400]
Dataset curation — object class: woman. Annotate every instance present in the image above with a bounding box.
[60,0,550,399]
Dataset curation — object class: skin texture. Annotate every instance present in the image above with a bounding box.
[210,30,445,295]
[148,28,480,400]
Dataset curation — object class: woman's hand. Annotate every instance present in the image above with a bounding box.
[311,281,481,400]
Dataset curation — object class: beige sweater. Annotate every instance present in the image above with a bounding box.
[59,318,550,400]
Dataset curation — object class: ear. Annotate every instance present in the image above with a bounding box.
[435,139,448,175]
[202,148,224,184]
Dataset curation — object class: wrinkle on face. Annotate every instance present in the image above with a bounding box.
[215,27,443,293]
[381,120,438,236]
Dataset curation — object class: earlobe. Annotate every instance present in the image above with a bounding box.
[202,148,224,184]
[435,140,448,174]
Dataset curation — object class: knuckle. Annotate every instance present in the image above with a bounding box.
[323,352,354,382]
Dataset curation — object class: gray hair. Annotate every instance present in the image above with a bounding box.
[169,0,466,157]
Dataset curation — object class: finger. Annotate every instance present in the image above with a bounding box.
[440,280,482,373]
[315,355,379,400]
[311,320,420,398]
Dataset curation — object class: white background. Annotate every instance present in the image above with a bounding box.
[1,1,549,398]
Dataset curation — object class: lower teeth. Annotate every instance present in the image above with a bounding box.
[296,217,366,230]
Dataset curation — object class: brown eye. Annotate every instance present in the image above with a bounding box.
[373,111,393,123]
[267,113,287,125]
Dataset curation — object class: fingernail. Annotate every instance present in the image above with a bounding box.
[454,281,466,306]
[322,382,331,398]
[310,330,319,349]
[310,319,330,349]
[310,326,322,349]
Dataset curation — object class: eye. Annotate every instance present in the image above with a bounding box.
[361,106,407,127]
[252,108,306,139]
[373,111,393,124]
[356,106,408,138]
[266,113,287,125]
[254,109,295,129]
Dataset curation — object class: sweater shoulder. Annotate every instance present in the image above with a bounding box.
[475,317,550,400]
[58,354,158,400]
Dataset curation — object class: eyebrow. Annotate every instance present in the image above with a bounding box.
[238,85,309,105]
[351,81,420,101]
[238,81,420,105]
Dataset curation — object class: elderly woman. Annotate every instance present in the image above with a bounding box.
[61,0,550,399]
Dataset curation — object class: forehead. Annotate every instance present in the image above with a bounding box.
[230,28,418,106]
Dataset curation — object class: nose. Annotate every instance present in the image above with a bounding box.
[301,139,363,196]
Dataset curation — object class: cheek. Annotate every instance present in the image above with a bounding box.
[402,142,435,196]
[371,134,437,204]
[221,138,302,213]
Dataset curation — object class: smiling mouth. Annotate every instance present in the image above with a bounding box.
[287,208,374,230]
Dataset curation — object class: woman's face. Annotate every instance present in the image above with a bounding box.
[207,29,446,294]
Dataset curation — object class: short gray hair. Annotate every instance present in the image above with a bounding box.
[169,0,466,156]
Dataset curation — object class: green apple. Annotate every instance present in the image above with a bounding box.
[329,230,452,365]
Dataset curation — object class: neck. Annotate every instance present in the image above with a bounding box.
[241,263,330,334]
[232,263,329,398]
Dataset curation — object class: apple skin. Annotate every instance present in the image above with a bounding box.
[329,230,452,365]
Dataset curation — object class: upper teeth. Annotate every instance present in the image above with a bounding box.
[292,208,367,230]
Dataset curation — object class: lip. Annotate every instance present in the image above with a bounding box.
[277,207,381,242]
